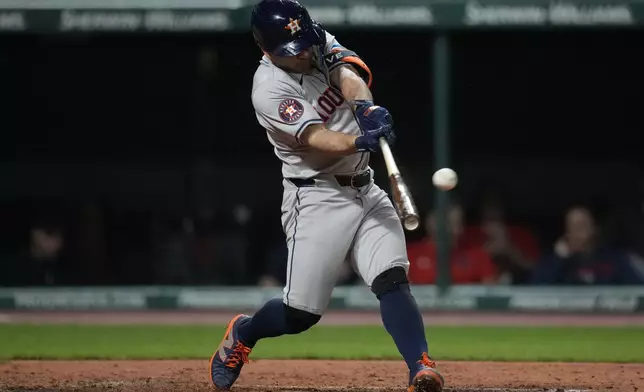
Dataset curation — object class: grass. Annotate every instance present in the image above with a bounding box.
[0,324,643,362]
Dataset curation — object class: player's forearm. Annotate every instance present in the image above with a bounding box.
[331,66,373,109]
[301,124,358,155]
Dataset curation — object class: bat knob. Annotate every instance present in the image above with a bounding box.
[403,215,420,231]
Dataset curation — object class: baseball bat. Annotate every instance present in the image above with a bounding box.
[378,137,420,231]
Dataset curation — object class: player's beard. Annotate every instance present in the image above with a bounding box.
[288,57,315,74]
[294,45,322,74]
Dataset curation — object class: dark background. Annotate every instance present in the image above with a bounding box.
[0,28,642,285]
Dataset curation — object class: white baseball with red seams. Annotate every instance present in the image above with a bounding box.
[432,168,458,191]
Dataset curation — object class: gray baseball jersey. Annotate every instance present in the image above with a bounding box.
[252,31,368,179]
[252,30,410,315]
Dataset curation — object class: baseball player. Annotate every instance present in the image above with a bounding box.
[210,1,444,392]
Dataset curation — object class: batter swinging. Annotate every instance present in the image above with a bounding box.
[209,1,445,392]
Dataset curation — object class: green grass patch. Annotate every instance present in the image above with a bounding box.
[0,324,642,363]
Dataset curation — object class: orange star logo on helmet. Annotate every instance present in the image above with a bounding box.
[284,18,301,35]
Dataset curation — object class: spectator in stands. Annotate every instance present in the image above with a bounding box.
[406,202,499,285]
[464,190,539,284]
[0,218,69,286]
[530,205,644,285]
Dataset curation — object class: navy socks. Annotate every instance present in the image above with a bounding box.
[237,298,289,347]
[237,283,428,377]
[378,283,428,372]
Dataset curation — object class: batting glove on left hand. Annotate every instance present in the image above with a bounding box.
[354,100,394,132]
[355,124,396,152]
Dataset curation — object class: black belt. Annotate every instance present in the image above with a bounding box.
[288,170,371,189]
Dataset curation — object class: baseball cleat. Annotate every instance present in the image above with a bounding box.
[209,314,253,390]
[408,352,444,392]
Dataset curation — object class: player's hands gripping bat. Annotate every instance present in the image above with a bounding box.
[353,101,396,152]
[354,124,395,152]
[352,101,419,231]
[354,100,393,130]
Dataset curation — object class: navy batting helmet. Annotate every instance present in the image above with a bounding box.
[251,0,326,57]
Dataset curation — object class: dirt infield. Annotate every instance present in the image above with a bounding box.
[1,359,642,392]
[1,311,643,392]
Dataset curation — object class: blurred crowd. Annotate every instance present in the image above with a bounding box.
[1,182,644,288]
[405,199,644,286]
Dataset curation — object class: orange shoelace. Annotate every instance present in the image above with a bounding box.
[225,342,252,369]
[418,352,436,368]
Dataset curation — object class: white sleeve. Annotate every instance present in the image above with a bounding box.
[324,31,345,54]
[252,80,324,145]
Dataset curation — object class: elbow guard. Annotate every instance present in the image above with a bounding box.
[325,48,373,89]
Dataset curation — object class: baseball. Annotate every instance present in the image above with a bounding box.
[432,168,458,191]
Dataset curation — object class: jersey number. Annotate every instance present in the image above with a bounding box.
[317,88,344,122]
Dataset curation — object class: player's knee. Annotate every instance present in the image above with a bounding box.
[283,304,321,334]
[371,266,410,299]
